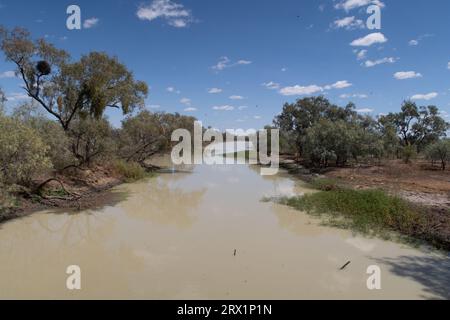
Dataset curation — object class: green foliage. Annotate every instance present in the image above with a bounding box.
[112,159,150,182]
[0,27,148,131]
[12,103,75,169]
[0,183,19,219]
[378,101,449,152]
[302,118,381,167]
[69,117,116,167]
[0,113,51,186]
[279,189,424,236]
[425,139,450,170]
[119,110,196,164]
[401,144,417,164]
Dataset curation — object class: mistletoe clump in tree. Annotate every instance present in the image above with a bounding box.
[0,26,148,131]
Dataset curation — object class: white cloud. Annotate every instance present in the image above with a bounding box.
[355,49,367,60]
[180,98,191,106]
[448,62,450,70]
[279,80,352,96]
[167,86,180,94]
[148,104,161,109]
[83,17,99,29]
[356,108,374,113]
[213,105,234,111]
[211,57,252,72]
[6,92,29,101]
[394,71,422,80]
[364,57,397,67]
[333,16,364,30]
[351,32,387,47]
[279,85,323,96]
[281,67,287,72]
[0,71,15,78]
[229,95,244,100]
[184,107,197,112]
[408,34,433,46]
[335,0,385,11]
[238,106,248,110]
[340,93,368,99]
[411,92,438,101]
[262,81,281,90]
[324,80,353,89]
[137,0,193,28]
[254,115,262,120]
[208,88,222,94]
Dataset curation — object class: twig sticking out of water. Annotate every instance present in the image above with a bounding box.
[340,261,351,270]
[234,249,237,257]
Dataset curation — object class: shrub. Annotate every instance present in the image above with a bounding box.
[0,114,51,186]
[401,145,417,164]
[425,140,450,170]
[112,160,149,182]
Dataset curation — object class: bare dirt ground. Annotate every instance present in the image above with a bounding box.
[1,165,126,223]
[324,160,450,210]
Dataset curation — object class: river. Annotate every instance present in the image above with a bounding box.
[0,156,449,299]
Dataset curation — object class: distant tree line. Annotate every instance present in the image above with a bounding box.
[273,96,450,169]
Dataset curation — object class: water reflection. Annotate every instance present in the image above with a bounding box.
[117,175,206,228]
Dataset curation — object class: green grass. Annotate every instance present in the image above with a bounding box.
[112,160,155,182]
[272,186,450,250]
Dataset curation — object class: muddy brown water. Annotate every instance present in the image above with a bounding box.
[0,156,449,299]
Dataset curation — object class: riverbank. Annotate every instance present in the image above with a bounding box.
[0,161,158,224]
[277,156,450,251]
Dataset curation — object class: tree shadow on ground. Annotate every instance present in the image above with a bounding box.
[375,254,450,300]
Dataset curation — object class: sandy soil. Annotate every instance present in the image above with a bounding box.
[324,160,450,210]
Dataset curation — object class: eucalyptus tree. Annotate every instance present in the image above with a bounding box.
[0,26,148,131]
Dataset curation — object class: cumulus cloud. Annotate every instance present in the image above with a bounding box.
[364,57,397,67]
[335,0,385,11]
[167,86,180,94]
[324,80,353,90]
[279,80,352,96]
[180,98,191,106]
[83,17,99,29]
[208,88,222,94]
[408,34,433,46]
[229,95,244,100]
[356,108,374,113]
[137,0,193,28]
[394,71,422,80]
[333,16,364,30]
[184,107,197,112]
[279,85,324,96]
[448,62,450,70]
[411,92,438,100]
[211,56,252,72]
[351,32,387,47]
[262,81,281,90]
[213,105,235,111]
[340,93,368,99]
[354,49,368,60]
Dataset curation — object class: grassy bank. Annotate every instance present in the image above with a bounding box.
[274,179,450,250]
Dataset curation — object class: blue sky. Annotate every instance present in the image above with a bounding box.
[0,0,449,129]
